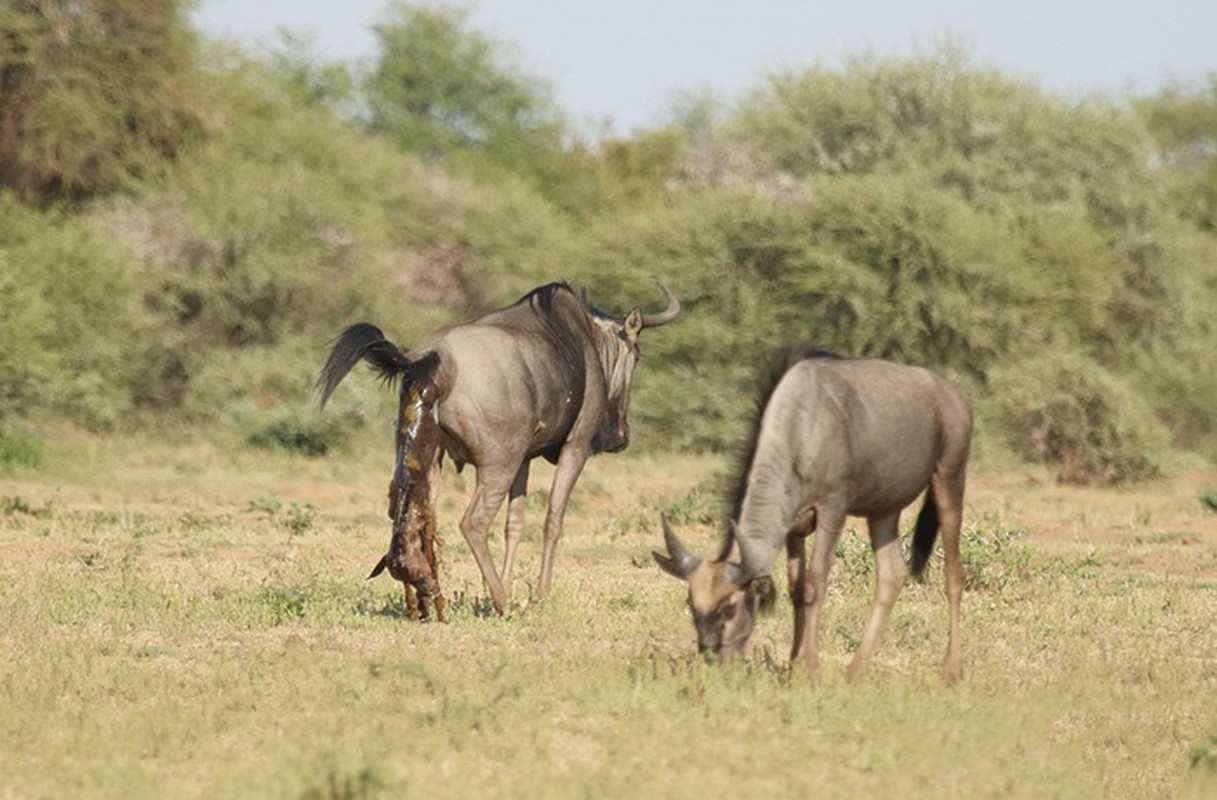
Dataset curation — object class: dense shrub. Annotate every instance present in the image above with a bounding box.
[243,404,350,457]
[0,0,208,204]
[990,351,1170,484]
[0,194,145,429]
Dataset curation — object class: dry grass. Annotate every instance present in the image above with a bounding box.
[1,434,1215,798]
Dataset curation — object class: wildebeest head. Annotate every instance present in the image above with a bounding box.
[589,285,680,454]
[652,516,775,660]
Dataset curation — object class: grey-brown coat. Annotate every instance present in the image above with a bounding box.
[321,282,680,618]
[655,349,972,682]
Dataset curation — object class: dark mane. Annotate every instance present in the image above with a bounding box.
[721,345,843,560]
[515,281,621,323]
[516,281,577,313]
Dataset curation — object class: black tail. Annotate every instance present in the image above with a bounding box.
[909,489,940,579]
[317,323,413,408]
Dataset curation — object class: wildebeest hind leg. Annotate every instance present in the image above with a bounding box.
[403,583,421,621]
[458,466,515,614]
[846,513,906,682]
[500,461,530,599]
[933,468,967,683]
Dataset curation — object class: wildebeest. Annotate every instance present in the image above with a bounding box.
[654,348,972,682]
[319,281,679,619]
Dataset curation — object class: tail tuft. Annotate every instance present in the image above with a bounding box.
[317,323,410,407]
[909,490,939,579]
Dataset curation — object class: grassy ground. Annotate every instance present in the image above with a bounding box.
[1,434,1215,798]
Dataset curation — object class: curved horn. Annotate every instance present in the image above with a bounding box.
[640,283,680,328]
[653,515,701,578]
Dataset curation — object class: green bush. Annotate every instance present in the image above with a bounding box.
[991,351,1170,484]
[243,404,350,457]
[0,194,145,429]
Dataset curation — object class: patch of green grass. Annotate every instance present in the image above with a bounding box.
[0,431,43,469]
[828,513,1033,593]
[1191,730,1217,771]
[279,502,317,538]
[300,762,386,800]
[960,515,1034,591]
[2,495,53,518]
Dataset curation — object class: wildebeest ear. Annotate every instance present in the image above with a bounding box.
[722,561,749,587]
[653,515,700,579]
[624,307,643,341]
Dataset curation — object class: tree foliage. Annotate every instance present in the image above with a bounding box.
[589,45,1216,475]
[1,15,1215,482]
[1137,74,1217,232]
[0,0,207,204]
[365,2,563,172]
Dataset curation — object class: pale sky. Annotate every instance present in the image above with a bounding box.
[192,0,1217,133]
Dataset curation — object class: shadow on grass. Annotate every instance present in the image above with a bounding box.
[353,588,499,621]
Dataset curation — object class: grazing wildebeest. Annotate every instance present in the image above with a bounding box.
[654,348,972,682]
[319,281,679,619]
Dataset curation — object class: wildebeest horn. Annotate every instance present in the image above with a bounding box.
[640,283,680,328]
[653,514,701,578]
[722,520,750,586]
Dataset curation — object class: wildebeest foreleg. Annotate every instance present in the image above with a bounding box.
[534,445,589,602]
[846,513,907,682]
[787,533,810,663]
[499,461,530,599]
[794,508,846,677]
[458,465,515,614]
[786,508,817,664]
